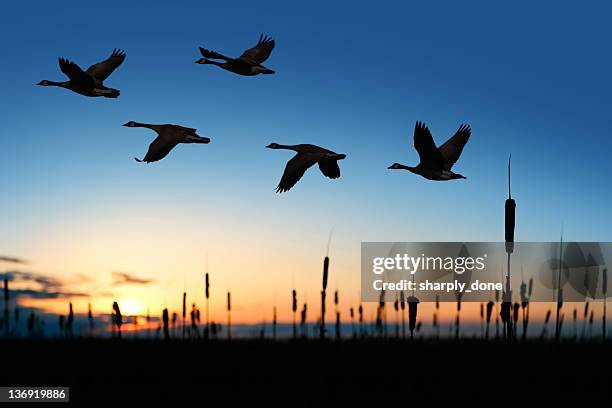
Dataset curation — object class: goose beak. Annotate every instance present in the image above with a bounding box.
[337,154,347,160]
[122,122,130,127]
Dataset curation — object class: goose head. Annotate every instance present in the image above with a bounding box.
[37,80,51,86]
[388,163,405,170]
[195,58,209,64]
[266,143,281,149]
[335,153,347,160]
[122,121,138,127]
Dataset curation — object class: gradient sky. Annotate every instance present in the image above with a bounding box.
[1,0,612,323]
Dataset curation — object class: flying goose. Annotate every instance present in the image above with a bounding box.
[196,34,276,76]
[37,49,126,98]
[388,121,471,180]
[266,143,346,193]
[123,121,211,163]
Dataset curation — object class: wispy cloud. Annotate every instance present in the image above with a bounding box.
[0,255,28,264]
[111,271,154,286]
[0,270,88,299]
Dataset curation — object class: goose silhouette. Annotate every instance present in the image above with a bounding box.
[37,49,125,98]
[388,121,471,180]
[123,121,210,163]
[196,34,275,76]
[266,143,346,193]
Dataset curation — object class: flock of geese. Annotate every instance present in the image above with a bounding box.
[37,35,472,192]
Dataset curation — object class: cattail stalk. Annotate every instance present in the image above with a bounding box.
[334,290,340,339]
[112,302,122,339]
[486,301,494,340]
[273,305,277,340]
[408,296,419,341]
[400,292,406,340]
[227,291,231,341]
[182,292,187,340]
[504,154,516,342]
[205,272,210,339]
[320,256,329,340]
[603,268,607,341]
[292,289,297,339]
[162,308,169,341]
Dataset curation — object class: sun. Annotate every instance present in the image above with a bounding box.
[117,298,146,316]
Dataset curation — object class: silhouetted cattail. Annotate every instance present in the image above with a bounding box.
[394,298,400,338]
[400,291,406,339]
[334,290,340,339]
[540,309,552,339]
[227,291,231,340]
[292,289,297,338]
[486,301,494,339]
[88,302,94,333]
[603,268,607,341]
[273,306,277,340]
[27,312,35,336]
[3,278,8,335]
[407,296,419,341]
[162,308,169,341]
[182,292,187,340]
[112,301,122,339]
[320,256,329,340]
[480,303,484,338]
[513,302,520,339]
[300,302,307,337]
[204,272,211,339]
[581,301,590,340]
[66,302,74,337]
[350,306,355,338]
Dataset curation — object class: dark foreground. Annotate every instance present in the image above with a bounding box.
[1,338,610,405]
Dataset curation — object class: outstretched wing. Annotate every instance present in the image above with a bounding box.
[413,121,444,169]
[199,47,231,61]
[275,153,318,193]
[318,159,341,179]
[238,34,275,65]
[136,135,180,163]
[439,124,471,170]
[86,49,126,82]
[58,58,94,87]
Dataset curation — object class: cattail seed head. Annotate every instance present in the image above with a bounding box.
[182,292,187,319]
[544,309,551,324]
[334,290,338,306]
[322,257,329,291]
[400,291,405,310]
[205,273,210,299]
[513,302,520,323]
[227,292,231,312]
[292,289,297,313]
[486,301,494,323]
[583,301,589,318]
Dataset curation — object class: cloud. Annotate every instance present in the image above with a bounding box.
[0,256,28,264]
[0,270,89,300]
[111,271,154,286]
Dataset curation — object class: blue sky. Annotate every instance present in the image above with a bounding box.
[1,0,612,317]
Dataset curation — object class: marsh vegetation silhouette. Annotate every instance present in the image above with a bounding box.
[122,121,211,163]
[266,143,346,193]
[388,121,471,180]
[196,34,276,76]
[37,49,125,98]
